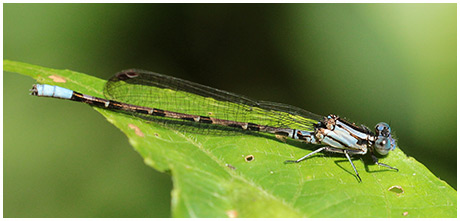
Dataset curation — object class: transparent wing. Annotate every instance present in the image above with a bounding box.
[103,69,322,132]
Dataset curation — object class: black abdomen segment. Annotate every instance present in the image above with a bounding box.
[70,91,296,135]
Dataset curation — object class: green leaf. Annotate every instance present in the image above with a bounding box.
[4,60,456,218]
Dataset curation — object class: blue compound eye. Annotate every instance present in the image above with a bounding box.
[375,137,392,155]
[375,122,391,137]
[374,122,396,155]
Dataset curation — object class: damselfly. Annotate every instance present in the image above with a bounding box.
[31,69,398,181]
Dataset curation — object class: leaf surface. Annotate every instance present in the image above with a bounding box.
[4,60,456,218]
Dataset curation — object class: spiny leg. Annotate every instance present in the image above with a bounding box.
[371,155,398,171]
[343,150,361,182]
[285,146,363,182]
[284,147,326,163]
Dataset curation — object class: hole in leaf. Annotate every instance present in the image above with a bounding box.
[403,211,409,216]
[388,185,404,195]
[244,155,254,162]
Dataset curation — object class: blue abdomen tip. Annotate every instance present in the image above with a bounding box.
[35,84,74,99]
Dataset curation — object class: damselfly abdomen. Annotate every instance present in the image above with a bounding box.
[31,69,398,182]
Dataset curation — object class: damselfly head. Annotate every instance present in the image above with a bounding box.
[374,122,396,155]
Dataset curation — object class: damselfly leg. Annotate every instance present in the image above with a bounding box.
[371,155,399,171]
[284,147,326,164]
[285,146,364,182]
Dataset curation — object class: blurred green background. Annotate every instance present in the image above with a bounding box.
[4,3,456,218]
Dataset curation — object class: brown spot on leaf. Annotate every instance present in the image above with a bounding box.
[48,75,66,83]
[225,164,236,170]
[226,210,238,218]
[128,124,144,137]
[275,134,287,142]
